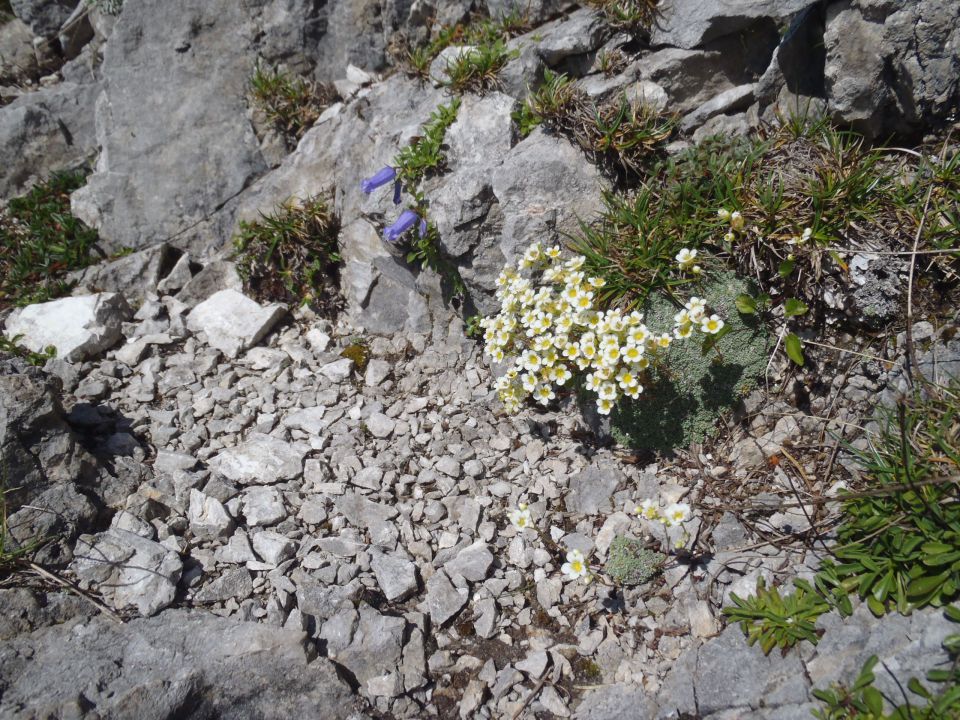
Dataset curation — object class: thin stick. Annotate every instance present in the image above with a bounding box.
[510,673,551,720]
[26,561,125,624]
[801,339,894,366]
[904,182,935,388]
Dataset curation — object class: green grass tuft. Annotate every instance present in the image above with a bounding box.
[249,63,332,144]
[0,171,100,310]
[233,197,342,310]
[520,70,677,178]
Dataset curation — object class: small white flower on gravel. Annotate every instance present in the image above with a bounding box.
[508,503,532,530]
[561,549,590,582]
[635,499,659,521]
[663,502,691,527]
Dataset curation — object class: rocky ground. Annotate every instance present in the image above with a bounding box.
[1,0,959,719]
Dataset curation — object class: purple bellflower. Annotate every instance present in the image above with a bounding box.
[384,209,429,243]
[360,166,396,194]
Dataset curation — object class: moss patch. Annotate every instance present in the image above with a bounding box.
[610,272,770,452]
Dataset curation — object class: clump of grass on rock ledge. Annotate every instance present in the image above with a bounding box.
[0,171,99,310]
[233,197,342,313]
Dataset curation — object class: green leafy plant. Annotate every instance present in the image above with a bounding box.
[391,99,467,297]
[0,336,56,366]
[403,10,529,82]
[233,197,342,310]
[608,273,770,451]
[1,464,47,576]
[521,70,676,177]
[0,171,100,309]
[817,390,960,617]
[724,577,831,654]
[596,48,628,77]
[605,536,665,586]
[586,0,659,33]
[85,0,123,15]
[394,98,461,188]
[250,62,332,143]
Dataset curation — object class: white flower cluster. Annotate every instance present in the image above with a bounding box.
[482,241,724,416]
[718,207,745,245]
[506,498,695,585]
[635,499,691,527]
[675,247,701,274]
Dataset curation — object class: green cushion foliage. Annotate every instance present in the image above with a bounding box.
[610,272,770,452]
[604,536,665,586]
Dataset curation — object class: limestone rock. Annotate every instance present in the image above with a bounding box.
[4,293,130,362]
[186,289,286,359]
[0,610,357,719]
[424,569,468,626]
[188,488,235,540]
[370,550,418,601]
[10,0,78,38]
[68,0,267,252]
[209,433,305,485]
[651,0,818,49]
[72,529,183,616]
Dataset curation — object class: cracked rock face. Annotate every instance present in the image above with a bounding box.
[0,610,358,720]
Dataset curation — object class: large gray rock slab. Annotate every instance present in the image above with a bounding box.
[0,354,98,565]
[0,610,357,719]
[824,0,960,139]
[68,243,178,302]
[650,0,818,49]
[4,292,131,362]
[71,529,183,616]
[186,289,286,359]
[0,18,41,86]
[575,685,657,720]
[694,625,809,714]
[807,604,957,705]
[208,432,306,485]
[0,80,99,200]
[69,0,267,253]
[330,606,407,688]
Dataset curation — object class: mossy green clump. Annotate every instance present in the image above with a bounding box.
[605,536,665,586]
[340,342,370,373]
[610,272,770,452]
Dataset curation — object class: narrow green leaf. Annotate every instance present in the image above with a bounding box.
[783,298,808,317]
[735,293,757,314]
[778,258,796,277]
[908,677,932,699]
[785,332,804,366]
[907,573,948,598]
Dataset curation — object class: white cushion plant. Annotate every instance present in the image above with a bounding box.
[481,240,724,416]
